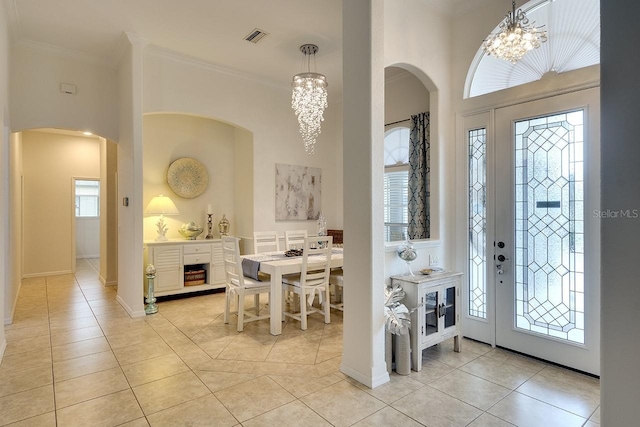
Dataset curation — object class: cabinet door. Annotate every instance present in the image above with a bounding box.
[422,288,440,341]
[210,242,226,284]
[442,284,457,331]
[153,245,182,292]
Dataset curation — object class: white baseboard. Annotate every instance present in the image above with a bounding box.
[0,338,6,365]
[340,363,390,389]
[116,295,145,318]
[4,279,22,325]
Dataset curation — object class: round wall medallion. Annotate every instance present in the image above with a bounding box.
[167,157,209,198]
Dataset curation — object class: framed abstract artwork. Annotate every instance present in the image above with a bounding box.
[275,163,322,220]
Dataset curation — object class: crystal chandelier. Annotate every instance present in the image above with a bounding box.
[483,0,547,64]
[292,44,328,155]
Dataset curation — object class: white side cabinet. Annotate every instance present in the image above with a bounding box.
[391,272,462,371]
[145,240,226,297]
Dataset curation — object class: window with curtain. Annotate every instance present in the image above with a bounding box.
[384,127,410,242]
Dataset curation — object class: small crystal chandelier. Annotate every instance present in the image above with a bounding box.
[291,44,328,155]
[483,0,547,64]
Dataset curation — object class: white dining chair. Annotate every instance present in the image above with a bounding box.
[284,230,307,250]
[222,236,271,332]
[329,268,344,311]
[282,235,333,330]
[253,231,280,253]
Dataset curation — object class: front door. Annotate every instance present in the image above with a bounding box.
[494,88,600,374]
[463,87,600,375]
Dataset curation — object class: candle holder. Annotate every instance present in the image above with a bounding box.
[205,214,214,239]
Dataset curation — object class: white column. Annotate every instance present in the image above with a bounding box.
[341,0,390,388]
[116,34,146,317]
[601,2,640,424]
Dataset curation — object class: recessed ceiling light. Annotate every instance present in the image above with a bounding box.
[82,131,93,136]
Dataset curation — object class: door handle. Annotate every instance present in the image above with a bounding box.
[496,264,504,275]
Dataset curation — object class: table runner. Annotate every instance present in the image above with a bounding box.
[241,249,343,281]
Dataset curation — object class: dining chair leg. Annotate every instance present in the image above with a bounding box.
[237,289,245,332]
[323,285,331,323]
[224,288,231,324]
[282,288,287,321]
[254,294,260,316]
[300,291,307,330]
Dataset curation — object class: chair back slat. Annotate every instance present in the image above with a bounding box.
[285,230,307,250]
[300,236,333,288]
[222,236,246,287]
[253,231,279,253]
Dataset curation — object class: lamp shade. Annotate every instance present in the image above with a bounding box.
[145,195,180,216]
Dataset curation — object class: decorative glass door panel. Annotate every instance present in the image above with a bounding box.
[514,112,585,344]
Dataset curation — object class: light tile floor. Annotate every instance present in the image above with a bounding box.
[0,259,601,426]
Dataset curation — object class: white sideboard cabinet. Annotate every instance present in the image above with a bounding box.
[145,240,226,297]
[391,271,462,371]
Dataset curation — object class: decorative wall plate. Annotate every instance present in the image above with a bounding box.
[167,157,209,198]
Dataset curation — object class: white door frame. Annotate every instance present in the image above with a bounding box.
[457,88,600,374]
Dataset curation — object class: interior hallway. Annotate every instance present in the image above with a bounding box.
[0,260,600,426]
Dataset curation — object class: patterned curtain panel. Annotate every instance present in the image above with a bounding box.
[408,112,430,239]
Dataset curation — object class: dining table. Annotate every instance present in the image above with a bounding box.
[241,247,344,335]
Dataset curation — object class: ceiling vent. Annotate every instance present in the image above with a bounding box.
[244,28,269,44]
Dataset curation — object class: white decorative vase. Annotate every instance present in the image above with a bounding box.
[385,330,393,374]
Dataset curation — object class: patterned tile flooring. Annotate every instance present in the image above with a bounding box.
[0,259,601,426]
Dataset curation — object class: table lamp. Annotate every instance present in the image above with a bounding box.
[145,195,180,241]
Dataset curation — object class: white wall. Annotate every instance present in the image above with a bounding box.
[10,44,118,141]
[21,131,100,276]
[76,217,99,258]
[142,48,341,238]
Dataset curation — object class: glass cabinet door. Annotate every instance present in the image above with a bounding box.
[424,290,439,337]
[443,285,456,329]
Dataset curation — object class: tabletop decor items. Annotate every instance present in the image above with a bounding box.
[397,239,418,276]
[178,222,204,240]
[218,214,230,236]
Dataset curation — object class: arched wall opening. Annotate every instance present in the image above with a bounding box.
[5,127,118,322]
[383,64,443,280]
[142,112,255,252]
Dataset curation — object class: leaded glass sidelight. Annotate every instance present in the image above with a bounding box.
[514,110,585,344]
[469,128,487,319]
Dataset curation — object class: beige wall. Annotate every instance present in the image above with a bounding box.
[143,114,239,241]
[99,138,118,286]
[7,133,22,324]
[22,130,100,276]
[0,0,8,342]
